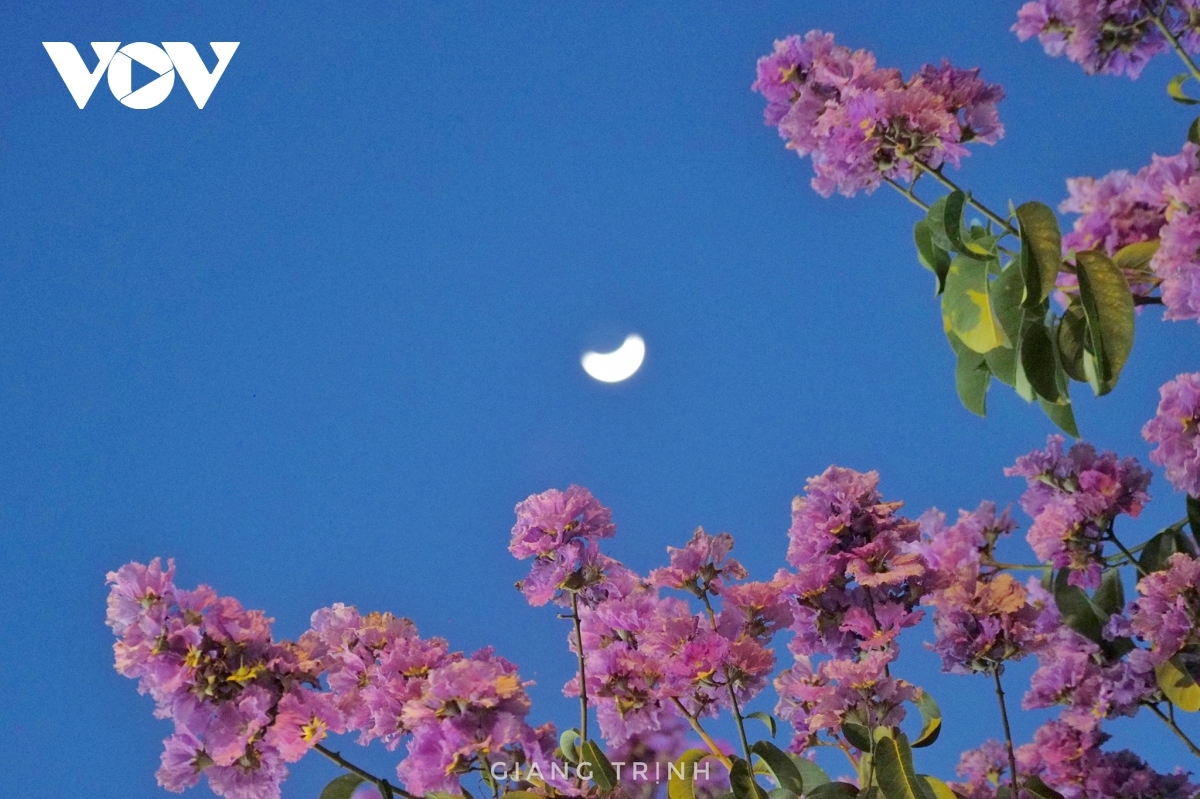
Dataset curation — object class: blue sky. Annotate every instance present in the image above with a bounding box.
[2,1,1200,797]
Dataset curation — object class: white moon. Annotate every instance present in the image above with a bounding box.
[581,334,645,383]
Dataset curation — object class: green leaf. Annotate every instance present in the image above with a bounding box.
[915,220,952,295]
[807,784,861,799]
[501,792,547,799]
[1158,656,1200,711]
[911,691,942,748]
[581,740,617,791]
[873,729,937,799]
[751,741,804,795]
[1169,73,1200,105]
[918,776,959,799]
[559,729,581,763]
[1056,303,1089,384]
[1020,322,1062,403]
[1039,397,1080,438]
[747,711,777,739]
[731,757,770,799]
[1053,569,1105,644]
[1188,495,1200,550]
[1015,202,1062,307]
[1022,775,1065,799]
[1093,567,1125,617]
[953,337,991,416]
[926,190,968,253]
[668,749,715,799]
[843,722,873,752]
[1140,527,1196,573]
[320,774,367,799]
[1111,240,1159,276]
[1075,250,1135,396]
[791,757,830,792]
[942,255,1010,354]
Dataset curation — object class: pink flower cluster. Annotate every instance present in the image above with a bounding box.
[918,503,1045,674]
[751,31,1003,197]
[772,467,928,751]
[1057,144,1200,321]
[1144,372,1200,496]
[106,559,341,799]
[1006,435,1151,589]
[1121,551,1200,670]
[1013,0,1173,78]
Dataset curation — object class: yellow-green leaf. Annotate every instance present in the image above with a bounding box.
[1157,657,1200,712]
[874,730,937,799]
[942,255,1010,354]
[668,749,715,799]
[320,774,366,799]
[912,691,942,748]
[1169,73,1200,105]
[1111,240,1159,275]
[1075,250,1135,396]
[1015,202,1062,307]
[918,776,957,799]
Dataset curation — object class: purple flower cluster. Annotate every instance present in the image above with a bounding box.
[649,528,747,597]
[1122,552,1200,669]
[302,604,555,795]
[1143,372,1200,495]
[106,560,340,799]
[918,503,1045,674]
[1056,144,1200,318]
[772,467,928,751]
[1006,436,1151,588]
[1013,0,1170,78]
[751,31,1003,197]
[509,485,620,607]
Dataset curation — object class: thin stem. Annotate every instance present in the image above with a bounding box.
[1148,703,1200,760]
[991,668,1020,796]
[570,591,590,742]
[1151,11,1200,85]
[1135,295,1165,306]
[991,562,1047,571]
[1107,529,1148,578]
[885,177,930,212]
[315,743,415,799]
[672,698,734,769]
[915,162,1016,235]
[701,595,754,764]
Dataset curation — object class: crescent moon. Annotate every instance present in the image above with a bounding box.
[581,334,646,383]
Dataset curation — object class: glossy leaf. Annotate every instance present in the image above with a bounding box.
[1191,116,1200,146]
[791,757,830,792]
[1093,567,1125,617]
[873,729,937,799]
[559,729,581,763]
[954,341,990,416]
[926,190,968,253]
[842,722,873,752]
[918,776,958,799]
[731,757,770,799]
[915,220,952,295]
[943,255,1010,354]
[581,740,617,791]
[985,263,1025,387]
[1053,569,1105,644]
[1157,656,1200,712]
[747,711,777,739]
[320,774,367,799]
[502,792,547,799]
[751,741,804,796]
[1111,240,1159,275]
[1020,321,1062,403]
[1140,527,1196,573]
[668,749,715,799]
[807,784,860,799]
[1076,251,1135,396]
[1169,73,1200,105]
[1039,397,1080,437]
[1056,303,1089,384]
[911,691,942,748]
[1022,776,1065,799]
[1015,202,1062,307]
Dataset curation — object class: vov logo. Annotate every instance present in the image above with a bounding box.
[43,42,239,109]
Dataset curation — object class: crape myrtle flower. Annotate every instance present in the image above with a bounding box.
[1015,720,1194,799]
[1005,436,1151,589]
[1024,610,1154,731]
[649,528,747,597]
[1012,0,1169,78]
[1143,372,1200,494]
[751,31,1003,197]
[1153,165,1200,322]
[773,647,919,753]
[918,503,1046,673]
[509,485,620,607]
[779,466,929,659]
[106,559,340,799]
[1122,551,1200,668]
